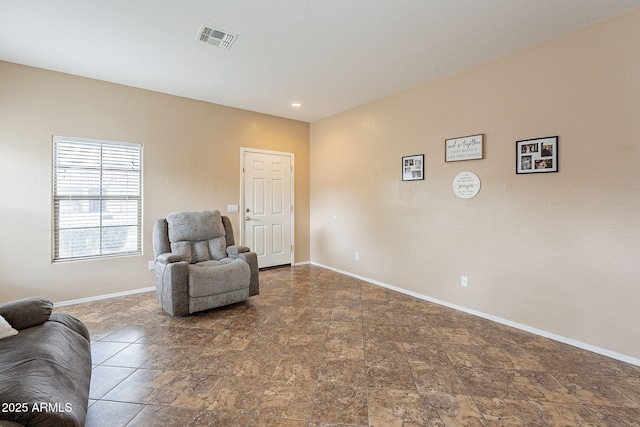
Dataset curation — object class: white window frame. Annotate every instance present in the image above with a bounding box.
[52,136,142,262]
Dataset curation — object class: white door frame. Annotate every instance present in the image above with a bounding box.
[239,147,295,266]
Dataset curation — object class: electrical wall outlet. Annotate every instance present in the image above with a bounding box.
[461,275,468,287]
[355,252,360,260]
[148,261,156,271]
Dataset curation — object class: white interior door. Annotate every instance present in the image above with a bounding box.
[242,150,293,268]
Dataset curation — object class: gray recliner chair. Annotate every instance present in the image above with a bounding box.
[153,210,259,316]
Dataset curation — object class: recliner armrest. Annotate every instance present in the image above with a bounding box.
[227,245,250,256]
[157,253,184,264]
[0,297,53,330]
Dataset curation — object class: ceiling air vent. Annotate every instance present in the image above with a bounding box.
[197,24,237,50]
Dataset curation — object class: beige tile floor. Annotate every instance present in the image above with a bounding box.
[58,265,640,426]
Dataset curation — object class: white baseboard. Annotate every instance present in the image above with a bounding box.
[55,287,155,308]
[310,262,640,367]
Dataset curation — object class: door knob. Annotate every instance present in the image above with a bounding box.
[245,216,251,221]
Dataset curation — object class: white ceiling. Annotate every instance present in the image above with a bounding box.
[1,1,639,122]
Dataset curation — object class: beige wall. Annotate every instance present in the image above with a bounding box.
[1,9,639,361]
[311,9,640,360]
[0,61,310,302]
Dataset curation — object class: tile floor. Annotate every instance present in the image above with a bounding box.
[58,265,640,426]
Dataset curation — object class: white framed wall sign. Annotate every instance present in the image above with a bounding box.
[445,134,484,162]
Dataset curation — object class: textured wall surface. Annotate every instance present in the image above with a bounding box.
[311,9,640,359]
[0,62,310,302]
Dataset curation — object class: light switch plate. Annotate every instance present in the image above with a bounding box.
[227,204,239,213]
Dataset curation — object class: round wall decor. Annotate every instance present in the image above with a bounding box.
[453,171,481,199]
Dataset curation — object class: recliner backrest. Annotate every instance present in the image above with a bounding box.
[166,210,227,263]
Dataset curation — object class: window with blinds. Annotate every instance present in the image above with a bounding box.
[53,136,142,261]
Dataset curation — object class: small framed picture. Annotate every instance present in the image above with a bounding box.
[516,136,558,174]
[402,154,424,181]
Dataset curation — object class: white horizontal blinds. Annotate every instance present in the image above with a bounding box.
[53,137,142,261]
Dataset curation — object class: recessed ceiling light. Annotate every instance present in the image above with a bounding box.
[291,103,303,107]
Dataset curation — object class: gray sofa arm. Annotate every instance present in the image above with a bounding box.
[49,313,91,341]
[157,252,184,264]
[227,245,250,257]
[155,260,189,316]
[0,297,52,330]
[238,252,260,297]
